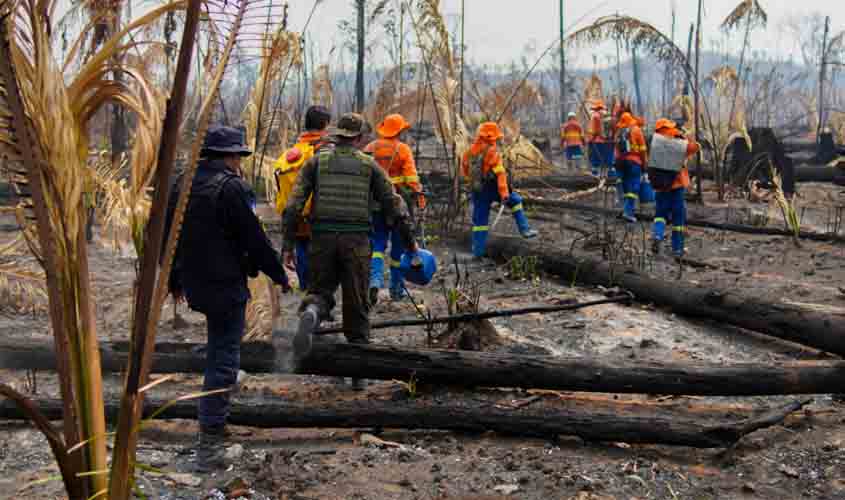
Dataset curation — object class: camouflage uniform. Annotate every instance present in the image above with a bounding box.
[282,113,415,345]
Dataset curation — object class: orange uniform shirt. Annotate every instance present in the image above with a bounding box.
[616,125,648,166]
[462,140,509,200]
[654,129,701,191]
[364,137,422,193]
[561,119,584,147]
[587,111,607,143]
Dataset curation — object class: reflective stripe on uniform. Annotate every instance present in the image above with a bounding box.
[372,252,385,260]
[511,203,524,213]
[630,144,647,153]
[390,261,402,268]
[492,165,506,175]
[390,175,420,185]
[624,193,639,200]
[472,225,489,232]
[654,217,667,224]
[672,226,686,232]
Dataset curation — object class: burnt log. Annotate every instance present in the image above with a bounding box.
[3,339,845,395]
[0,394,810,448]
[521,197,845,243]
[485,235,845,357]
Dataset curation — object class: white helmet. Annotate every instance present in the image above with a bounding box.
[567,111,576,118]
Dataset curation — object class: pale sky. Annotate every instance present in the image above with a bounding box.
[286,0,845,70]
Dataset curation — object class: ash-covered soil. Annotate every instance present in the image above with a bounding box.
[1,174,845,499]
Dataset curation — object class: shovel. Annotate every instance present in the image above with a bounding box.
[490,203,506,230]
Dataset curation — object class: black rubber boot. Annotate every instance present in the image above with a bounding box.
[293,305,319,367]
[195,425,230,472]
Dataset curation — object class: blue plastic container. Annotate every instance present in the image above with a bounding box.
[399,249,438,286]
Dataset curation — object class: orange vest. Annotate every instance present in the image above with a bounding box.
[561,120,584,147]
[365,138,421,192]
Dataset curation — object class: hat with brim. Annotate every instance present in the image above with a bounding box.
[202,125,253,156]
[377,114,412,138]
[654,118,677,132]
[330,112,366,138]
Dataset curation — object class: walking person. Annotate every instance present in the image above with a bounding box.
[561,111,585,170]
[463,122,538,258]
[614,112,648,223]
[273,105,332,289]
[364,113,426,303]
[165,125,291,471]
[281,113,418,388]
[648,118,700,257]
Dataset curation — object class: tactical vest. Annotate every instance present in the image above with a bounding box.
[469,146,495,193]
[312,147,373,231]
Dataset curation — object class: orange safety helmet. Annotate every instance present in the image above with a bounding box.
[654,118,677,132]
[617,112,637,129]
[376,113,411,138]
[477,121,504,142]
[590,100,606,111]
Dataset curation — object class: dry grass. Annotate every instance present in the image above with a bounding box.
[721,0,768,32]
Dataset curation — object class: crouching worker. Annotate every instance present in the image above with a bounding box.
[648,118,700,257]
[165,125,291,471]
[281,113,418,389]
[462,122,538,258]
[273,105,332,289]
[365,113,425,303]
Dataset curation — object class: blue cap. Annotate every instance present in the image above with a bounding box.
[202,125,252,156]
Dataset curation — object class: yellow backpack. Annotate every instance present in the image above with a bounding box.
[273,141,315,215]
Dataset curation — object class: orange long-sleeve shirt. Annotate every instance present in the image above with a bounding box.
[616,125,648,166]
[462,140,509,200]
[364,137,422,193]
[655,129,701,191]
[561,119,584,147]
[587,111,607,143]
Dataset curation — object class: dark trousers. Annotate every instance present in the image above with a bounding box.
[199,302,247,429]
[302,231,371,344]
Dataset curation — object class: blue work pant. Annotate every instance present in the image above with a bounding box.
[588,142,615,176]
[370,213,405,295]
[618,160,642,219]
[199,302,247,430]
[653,188,687,254]
[471,188,531,257]
[295,239,310,290]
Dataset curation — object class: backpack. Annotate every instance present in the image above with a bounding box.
[273,141,316,215]
[469,146,495,192]
[617,127,632,155]
[602,115,615,140]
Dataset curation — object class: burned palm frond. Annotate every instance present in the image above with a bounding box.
[415,0,454,75]
[311,63,333,107]
[721,0,768,32]
[501,135,553,180]
[567,15,691,79]
[242,24,302,193]
[367,64,402,124]
[408,0,469,174]
[0,234,46,315]
[0,0,187,494]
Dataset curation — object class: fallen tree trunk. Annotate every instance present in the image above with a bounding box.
[521,196,845,243]
[511,174,599,190]
[485,235,845,357]
[4,339,845,395]
[0,394,810,448]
